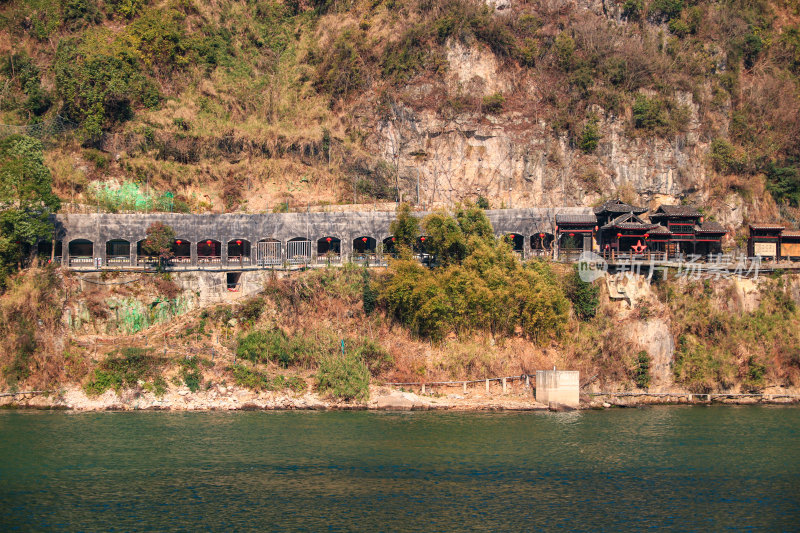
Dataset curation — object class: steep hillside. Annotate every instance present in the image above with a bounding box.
[1,0,799,225]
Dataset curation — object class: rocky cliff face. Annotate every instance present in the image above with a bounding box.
[365,38,708,210]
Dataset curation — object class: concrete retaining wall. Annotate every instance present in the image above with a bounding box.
[535,370,580,408]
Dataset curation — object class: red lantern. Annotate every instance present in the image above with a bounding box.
[539,233,545,238]
[362,237,368,243]
[569,232,575,237]
[617,233,622,238]
[326,237,331,243]
[206,240,212,246]
[700,216,704,223]
[420,237,426,242]
[176,240,182,245]
[391,237,395,242]
[236,240,242,246]
[644,233,649,239]
[594,226,598,232]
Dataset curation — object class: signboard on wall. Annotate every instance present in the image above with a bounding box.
[754,242,777,257]
[782,243,800,257]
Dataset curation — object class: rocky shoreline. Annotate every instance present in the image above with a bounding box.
[2,385,798,412]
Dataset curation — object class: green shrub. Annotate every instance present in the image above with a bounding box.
[481,93,505,114]
[236,297,265,322]
[622,0,643,20]
[668,18,691,38]
[578,117,601,154]
[362,271,378,315]
[649,0,684,23]
[632,94,668,132]
[179,357,202,392]
[316,354,370,401]
[565,265,599,320]
[55,31,159,141]
[84,348,166,395]
[315,30,368,101]
[353,338,393,376]
[633,350,651,389]
[230,364,272,390]
[709,138,743,174]
[765,160,800,206]
[237,329,287,365]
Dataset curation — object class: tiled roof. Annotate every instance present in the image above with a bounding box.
[611,222,659,230]
[749,223,785,231]
[652,205,702,217]
[648,225,672,234]
[555,214,597,225]
[696,221,726,233]
[594,199,647,215]
[781,229,800,238]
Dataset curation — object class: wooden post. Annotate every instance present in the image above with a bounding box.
[421,383,426,395]
[502,377,507,394]
[485,379,490,393]
[525,374,530,389]
[463,381,467,394]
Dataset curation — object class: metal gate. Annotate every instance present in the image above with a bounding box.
[286,239,311,264]
[257,240,282,266]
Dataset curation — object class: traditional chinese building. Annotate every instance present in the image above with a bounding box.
[554,213,597,258]
[748,224,784,259]
[648,205,726,256]
[781,230,800,260]
[747,225,800,260]
[594,200,654,254]
[649,205,702,254]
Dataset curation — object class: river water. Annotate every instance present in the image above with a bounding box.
[1,406,798,531]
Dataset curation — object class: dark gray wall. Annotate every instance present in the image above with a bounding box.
[54,207,592,262]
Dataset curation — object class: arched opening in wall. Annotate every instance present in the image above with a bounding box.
[415,236,430,265]
[317,236,341,263]
[531,232,554,255]
[504,233,524,257]
[352,236,376,263]
[382,236,397,257]
[287,237,311,264]
[257,238,281,266]
[227,239,251,265]
[37,240,62,263]
[171,239,192,264]
[106,239,130,266]
[198,239,221,264]
[68,239,93,266]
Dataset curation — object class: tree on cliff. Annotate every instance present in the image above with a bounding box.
[0,134,60,288]
[389,203,419,258]
[141,222,175,270]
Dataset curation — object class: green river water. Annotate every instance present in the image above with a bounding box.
[0,406,798,531]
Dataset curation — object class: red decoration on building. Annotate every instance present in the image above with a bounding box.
[206,240,212,246]
[420,237,426,242]
[176,240,182,245]
[644,233,649,239]
[326,237,331,243]
[362,237,368,243]
[391,237,395,242]
[539,233,545,238]
[617,233,622,238]
[569,232,575,237]
[236,240,242,246]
